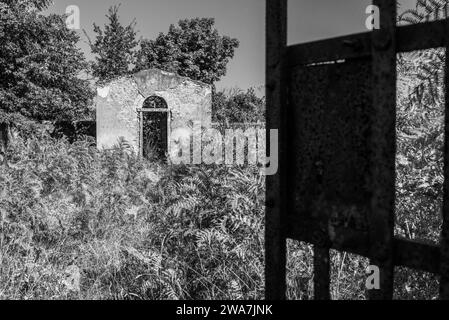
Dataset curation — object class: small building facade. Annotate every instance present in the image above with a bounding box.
[95,69,212,158]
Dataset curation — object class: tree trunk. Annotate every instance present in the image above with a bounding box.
[0,123,10,165]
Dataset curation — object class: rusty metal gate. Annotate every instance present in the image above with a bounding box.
[266,0,449,300]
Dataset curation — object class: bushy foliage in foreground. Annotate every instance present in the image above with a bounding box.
[0,134,366,300]
[0,133,442,300]
[0,136,266,299]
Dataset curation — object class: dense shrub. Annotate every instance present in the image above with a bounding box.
[212,88,265,124]
[0,135,267,299]
[0,123,442,300]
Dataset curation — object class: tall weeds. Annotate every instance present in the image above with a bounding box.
[0,135,266,299]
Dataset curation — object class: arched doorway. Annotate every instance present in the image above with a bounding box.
[139,96,170,160]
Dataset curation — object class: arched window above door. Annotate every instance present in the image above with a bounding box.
[143,96,168,109]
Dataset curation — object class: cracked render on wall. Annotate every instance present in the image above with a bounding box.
[95,69,212,153]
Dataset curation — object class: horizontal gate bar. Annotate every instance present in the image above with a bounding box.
[287,19,448,66]
[287,31,371,66]
[393,238,440,274]
[286,227,440,274]
[397,19,447,53]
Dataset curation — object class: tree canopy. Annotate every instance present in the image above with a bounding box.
[213,88,265,124]
[0,0,94,123]
[87,5,139,83]
[135,17,239,85]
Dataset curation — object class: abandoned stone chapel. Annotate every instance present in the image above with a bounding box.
[95,68,212,159]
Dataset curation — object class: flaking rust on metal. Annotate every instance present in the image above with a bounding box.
[265,0,287,300]
[288,57,372,245]
[366,0,397,300]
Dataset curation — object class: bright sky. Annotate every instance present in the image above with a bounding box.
[46,0,417,91]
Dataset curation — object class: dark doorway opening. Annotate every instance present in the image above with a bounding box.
[141,96,169,161]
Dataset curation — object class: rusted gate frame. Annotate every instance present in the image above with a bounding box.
[266,0,449,300]
[266,0,287,300]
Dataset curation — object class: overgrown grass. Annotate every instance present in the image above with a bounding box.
[0,135,267,299]
[0,134,441,300]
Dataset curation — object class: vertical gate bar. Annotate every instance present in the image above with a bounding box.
[440,19,449,300]
[265,0,287,300]
[368,0,397,300]
[313,246,331,300]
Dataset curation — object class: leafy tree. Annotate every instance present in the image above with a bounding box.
[398,0,448,107]
[1,0,52,10]
[87,5,139,83]
[135,18,239,85]
[395,0,447,242]
[213,88,265,124]
[393,0,448,299]
[0,0,94,123]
